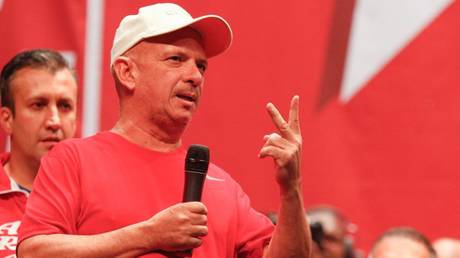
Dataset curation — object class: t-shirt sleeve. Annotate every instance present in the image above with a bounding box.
[233,181,274,258]
[18,141,81,243]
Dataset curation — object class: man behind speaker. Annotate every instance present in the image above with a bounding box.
[369,227,436,258]
[17,3,311,258]
[306,206,358,258]
[0,49,78,257]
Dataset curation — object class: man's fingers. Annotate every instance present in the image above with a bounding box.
[182,202,208,214]
[259,145,289,162]
[288,95,300,135]
[266,102,295,140]
[191,225,208,237]
[185,237,202,249]
[263,133,292,150]
[190,214,207,225]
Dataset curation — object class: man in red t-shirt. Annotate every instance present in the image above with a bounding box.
[0,49,78,258]
[18,3,311,257]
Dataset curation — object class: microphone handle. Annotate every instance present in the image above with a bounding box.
[182,170,206,202]
[182,170,206,257]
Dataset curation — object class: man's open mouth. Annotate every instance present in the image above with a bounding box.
[42,137,61,143]
[176,94,196,102]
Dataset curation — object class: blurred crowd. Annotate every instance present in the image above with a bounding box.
[268,205,460,258]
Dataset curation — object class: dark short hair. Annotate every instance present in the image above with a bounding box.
[0,49,74,113]
[370,227,437,258]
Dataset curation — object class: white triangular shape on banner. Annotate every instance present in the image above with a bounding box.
[0,0,4,11]
[339,0,454,102]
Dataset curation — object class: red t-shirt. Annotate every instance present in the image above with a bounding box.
[0,153,28,258]
[19,132,273,257]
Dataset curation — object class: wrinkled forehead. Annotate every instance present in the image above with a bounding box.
[126,27,206,58]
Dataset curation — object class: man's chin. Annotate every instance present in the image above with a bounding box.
[39,141,60,151]
[168,110,194,124]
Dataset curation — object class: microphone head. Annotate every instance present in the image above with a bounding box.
[185,144,210,173]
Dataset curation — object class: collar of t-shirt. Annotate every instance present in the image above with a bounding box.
[8,176,30,196]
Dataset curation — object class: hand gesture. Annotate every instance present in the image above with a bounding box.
[259,95,302,192]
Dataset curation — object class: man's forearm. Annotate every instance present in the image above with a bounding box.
[18,222,150,258]
[18,202,208,257]
[264,186,311,258]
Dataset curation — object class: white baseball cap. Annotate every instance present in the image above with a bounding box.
[111,3,233,65]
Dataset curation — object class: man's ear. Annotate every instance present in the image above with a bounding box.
[112,56,137,91]
[0,107,13,135]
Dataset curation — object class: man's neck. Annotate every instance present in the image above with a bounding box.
[112,118,184,152]
[4,153,38,191]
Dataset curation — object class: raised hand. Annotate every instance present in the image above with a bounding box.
[258,95,302,192]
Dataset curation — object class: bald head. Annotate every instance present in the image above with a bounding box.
[369,228,436,258]
[371,236,433,258]
[433,238,460,258]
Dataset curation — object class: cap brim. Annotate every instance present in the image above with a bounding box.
[188,15,233,58]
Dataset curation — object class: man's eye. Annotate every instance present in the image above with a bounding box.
[59,102,73,111]
[168,56,182,62]
[197,63,207,73]
[31,102,46,109]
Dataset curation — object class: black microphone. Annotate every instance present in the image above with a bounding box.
[182,145,209,256]
[183,144,210,203]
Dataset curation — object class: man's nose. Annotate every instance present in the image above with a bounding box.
[45,106,61,131]
[184,62,204,87]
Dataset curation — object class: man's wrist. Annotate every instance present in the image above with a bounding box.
[279,181,303,201]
